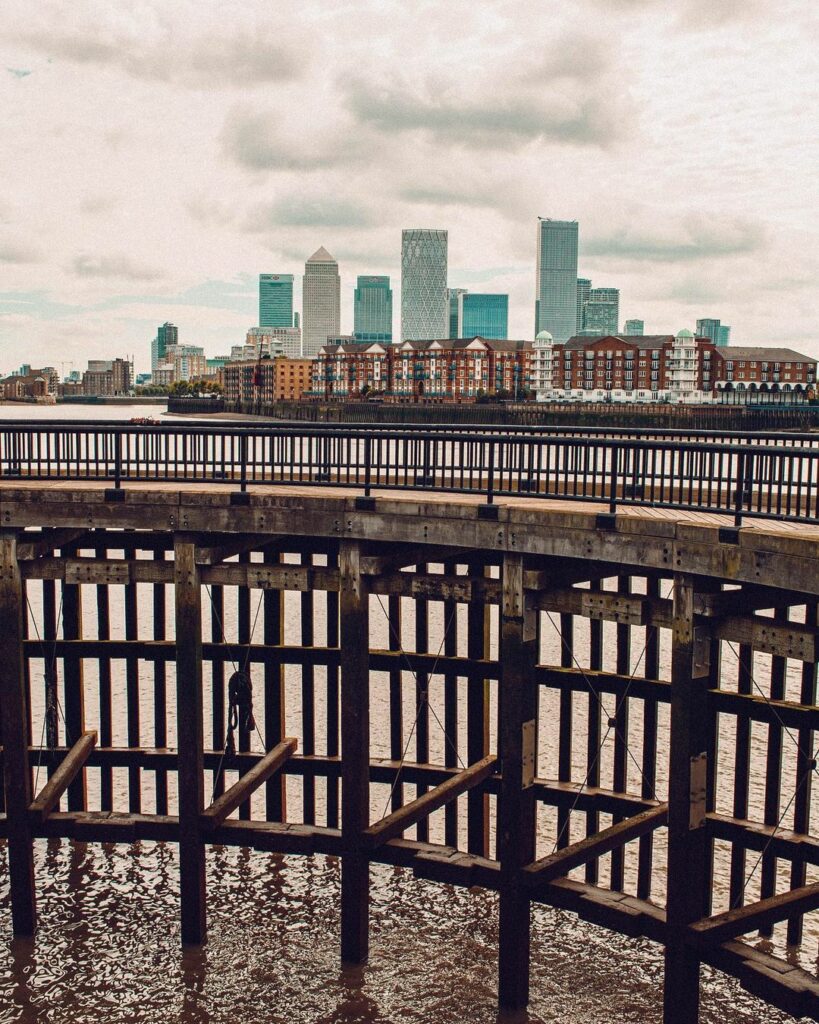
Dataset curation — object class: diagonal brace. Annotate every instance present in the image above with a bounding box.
[688,881,819,946]
[364,754,498,849]
[200,737,297,830]
[29,730,97,824]
[523,803,668,891]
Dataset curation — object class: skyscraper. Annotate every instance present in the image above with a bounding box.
[447,288,468,339]
[535,218,578,343]
[302,247,340,357]
[151,321,178,374]
[576,278,591,333]
[354,276,393,342]
[717,325,731,347]
[401,229,448,340]
[458,293,508,340]
[259,274,294,328]
[581,288,620,336]
[624,319,645,336]
[696,318,722,346]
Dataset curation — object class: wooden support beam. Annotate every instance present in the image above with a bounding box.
[363,754,498,849]
[0,530,36,934]
[524,804,668,890]
[28,730,97,824]
[174,536,207,945]
[663,574,710,1024]
[195,534,274,565]
[360,544,474,576]
[497,551,538,1011]
[467,559,491,857]
[689,882,819,947]
[200,737,297,831]
[61,542,87,811]
[16,528,88,561]
[339,539,370,964]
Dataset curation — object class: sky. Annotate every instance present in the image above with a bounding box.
[1,0,817,374]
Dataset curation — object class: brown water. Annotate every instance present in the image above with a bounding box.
[1,404,816,1023]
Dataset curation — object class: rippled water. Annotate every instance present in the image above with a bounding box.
[0,842,804,1024]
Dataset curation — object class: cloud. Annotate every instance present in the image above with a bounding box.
[12,17,304,88]
[70,254,162,281]
[0,241,40,264]
[246,197,375,230]
[6,67,32,78]
[584,217,766,263]
[344,40,634,150]
[220,103,361,171]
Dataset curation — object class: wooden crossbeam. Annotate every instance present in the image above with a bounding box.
[28,730,97,824]
[360,545,475,576]
[17,528,88,561]
[523,804,668,890]
[689,881,819,946]
[200,737,297,830]
[195,534,276,566]
[363,754,498,848]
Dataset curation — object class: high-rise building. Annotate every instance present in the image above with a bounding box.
[447,288,468,339]
[535,218,578,343]
[576,278,591,333]
[259,274,294,328]
[302,247,340,357]
[401,229,448,341]
[354,276,393,342]
[718,325,731,347]
[246,326,302,359]
[151,322,178,374]
[458,293,509,340]
[581,288,620,336]
[696,318,729,347]
[625,319,645,336]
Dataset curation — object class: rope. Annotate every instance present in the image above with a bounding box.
[27,589,68,794]
[724,637,802,757]
[374,593,461,819]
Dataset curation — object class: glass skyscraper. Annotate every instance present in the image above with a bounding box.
[447,288,468,339]
[458,293,508,340]
[581,288,620,336]
[624,319,644,336]
[697,318,730,347]
[354,276,392,342]
[259,274,294,328]
[535,218,578,343]
[401,229,448,340]
[302,247,340,357]
[576,278,591,334]
[151,321,178,374]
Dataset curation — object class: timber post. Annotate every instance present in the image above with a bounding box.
[497,551,538,1010]
[62,541,87,811]
[174,535,207,945]
[0,530,36,935]
[339,539,370,963]
[663,573,710,1024]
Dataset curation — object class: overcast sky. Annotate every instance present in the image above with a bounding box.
[1,0,817,373]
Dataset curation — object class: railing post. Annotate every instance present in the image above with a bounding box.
[239,433,248,493]
[609,443,618,515]
[487,438,495,505]
[114,431,122,489]
[364,434,372,498]
[734,448,745,527]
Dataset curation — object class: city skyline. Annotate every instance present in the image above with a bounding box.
[1,1,815,372]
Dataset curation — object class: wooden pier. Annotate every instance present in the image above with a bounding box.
[0,480,818,1021]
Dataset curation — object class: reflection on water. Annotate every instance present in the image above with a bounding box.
[0,842,803,1024]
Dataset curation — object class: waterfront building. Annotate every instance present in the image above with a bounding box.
[576,278,591,333]
[532,330,555,402]
[302,247,340,357]
[401,229,448,341]
[161,345,206,383]
[223,356,315,406]
[354,276,393,342]
[313,336,533,400]
[447,288,468,339]
[0,367,58,399]
[625,319,644,336]
[151,322,178,375]
[457,293,508,340]
[81,357,134,396]
[535,218,578,342]
[581,288,620,336]
[259,274,294,329]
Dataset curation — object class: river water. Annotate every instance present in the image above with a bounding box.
[0,403,815,1023]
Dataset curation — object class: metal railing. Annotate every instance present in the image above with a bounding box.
[1,420,818,525]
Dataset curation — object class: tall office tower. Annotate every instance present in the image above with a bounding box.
[447,288,468,339]
[625,319,645,336]
[151,322,178,374]
[302,247,340,357]
[259,274,294,328]
[717,325,731,347]
[576,278,592,333]
[458,293,509,339]
[401,229,448,340]
[535,218,579,342]
[696,318,723,346]
[581,288,620,336]
[354,276,393,342]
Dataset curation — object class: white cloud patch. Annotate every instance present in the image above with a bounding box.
[70,254,163,281]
